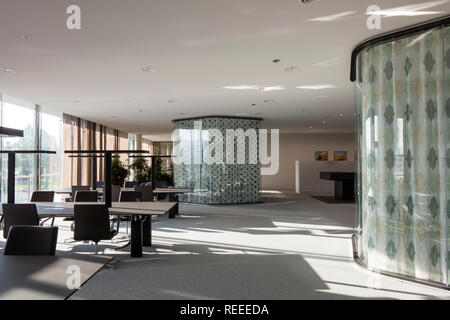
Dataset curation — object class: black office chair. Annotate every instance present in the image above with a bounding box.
[112,191,142,237]
[156,181,168,188]
[2,204,40,239]
[156,181,168,200]
[64,186,92,225]
[119,190,142,202]
[30,191,56,226]
[74,190,99,202]
[124,181,139,188]
[68,186,91,202]
[30,191,55,202]
[4,226,58,256]
[73,204,117,254]
[134,186,154,202]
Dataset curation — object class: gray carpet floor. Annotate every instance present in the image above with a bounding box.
[6,192,449,300]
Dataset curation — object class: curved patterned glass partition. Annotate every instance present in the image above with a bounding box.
[172,116,261,204]
[352,18,449,287]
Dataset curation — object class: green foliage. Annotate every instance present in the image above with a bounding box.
[111,158,128,186]
[155,158,174,186]
[129,158,151,184]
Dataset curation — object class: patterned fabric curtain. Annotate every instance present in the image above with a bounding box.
[357,26,448,285]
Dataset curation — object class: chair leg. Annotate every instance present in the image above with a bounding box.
[95,242,98,255]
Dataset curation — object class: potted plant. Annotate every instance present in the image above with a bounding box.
[129,158,151,184]
[111,158,128,186]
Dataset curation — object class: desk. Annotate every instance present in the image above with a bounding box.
[153,188,191,194]
[55,188,72,195]
[0,202,176,258]
[0,253,111,300]
[320,172,355,201]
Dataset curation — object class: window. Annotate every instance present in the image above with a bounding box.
[39,112,63,191]
[0,95,63,202]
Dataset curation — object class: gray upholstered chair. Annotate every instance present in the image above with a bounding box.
[2,204,40,239]
[73,204,117,254]
[30,191,55,202]
[4,226,58,255]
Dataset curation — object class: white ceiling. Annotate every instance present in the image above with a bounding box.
[0,0,449,140]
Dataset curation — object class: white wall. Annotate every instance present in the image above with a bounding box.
[261,133,356,194]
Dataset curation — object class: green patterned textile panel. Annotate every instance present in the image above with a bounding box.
[172,116,261,204]
[355,25,449,286]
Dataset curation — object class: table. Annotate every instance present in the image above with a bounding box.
[55,188,72,195]
[0,253,111,300]
[320,172,355,201]
[153,188,191,194]
[0,202,177,258]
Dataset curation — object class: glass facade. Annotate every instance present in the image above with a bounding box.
[173,116,261,204]
[354,25,449,286]
[0,95,63,202]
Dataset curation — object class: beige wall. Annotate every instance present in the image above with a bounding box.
[262,133,356,193]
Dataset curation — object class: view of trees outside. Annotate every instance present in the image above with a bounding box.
[0,101,62,202]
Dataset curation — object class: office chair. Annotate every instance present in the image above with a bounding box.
[156,181,168,200]
[2,204,40,239]
[73,204,117,254]
[30,191,55,202]
[134,186,154,202]
[68,186,91,202]
[74,190,99,202]
[4,226,58,255]
[124,181,139,188]
[111,191,142,238]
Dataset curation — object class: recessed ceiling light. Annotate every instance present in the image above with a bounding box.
[20,34,30,39]
[297,85,336,90]
[264,99,274,103]
[301,0,314,3]
[367,1,447,17]
[223,85,260,90]
[142,67,157,72]
[74,100,80,103]
[260,86,285,92]
[112,116,117,119]
[272,59,281,64]
[251,104,257,107]
[308,11,355,22]
[138,109,143,113]
[168,100,176,103]
[322,120,327,124]
[309,126,313,129]
[285,66,300,72]
[0,66,16,73]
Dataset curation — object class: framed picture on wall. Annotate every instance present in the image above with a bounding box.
[334,151,347,161]
[315,151,328,161]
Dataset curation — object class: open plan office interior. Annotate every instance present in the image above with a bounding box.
[0,0,449,307]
